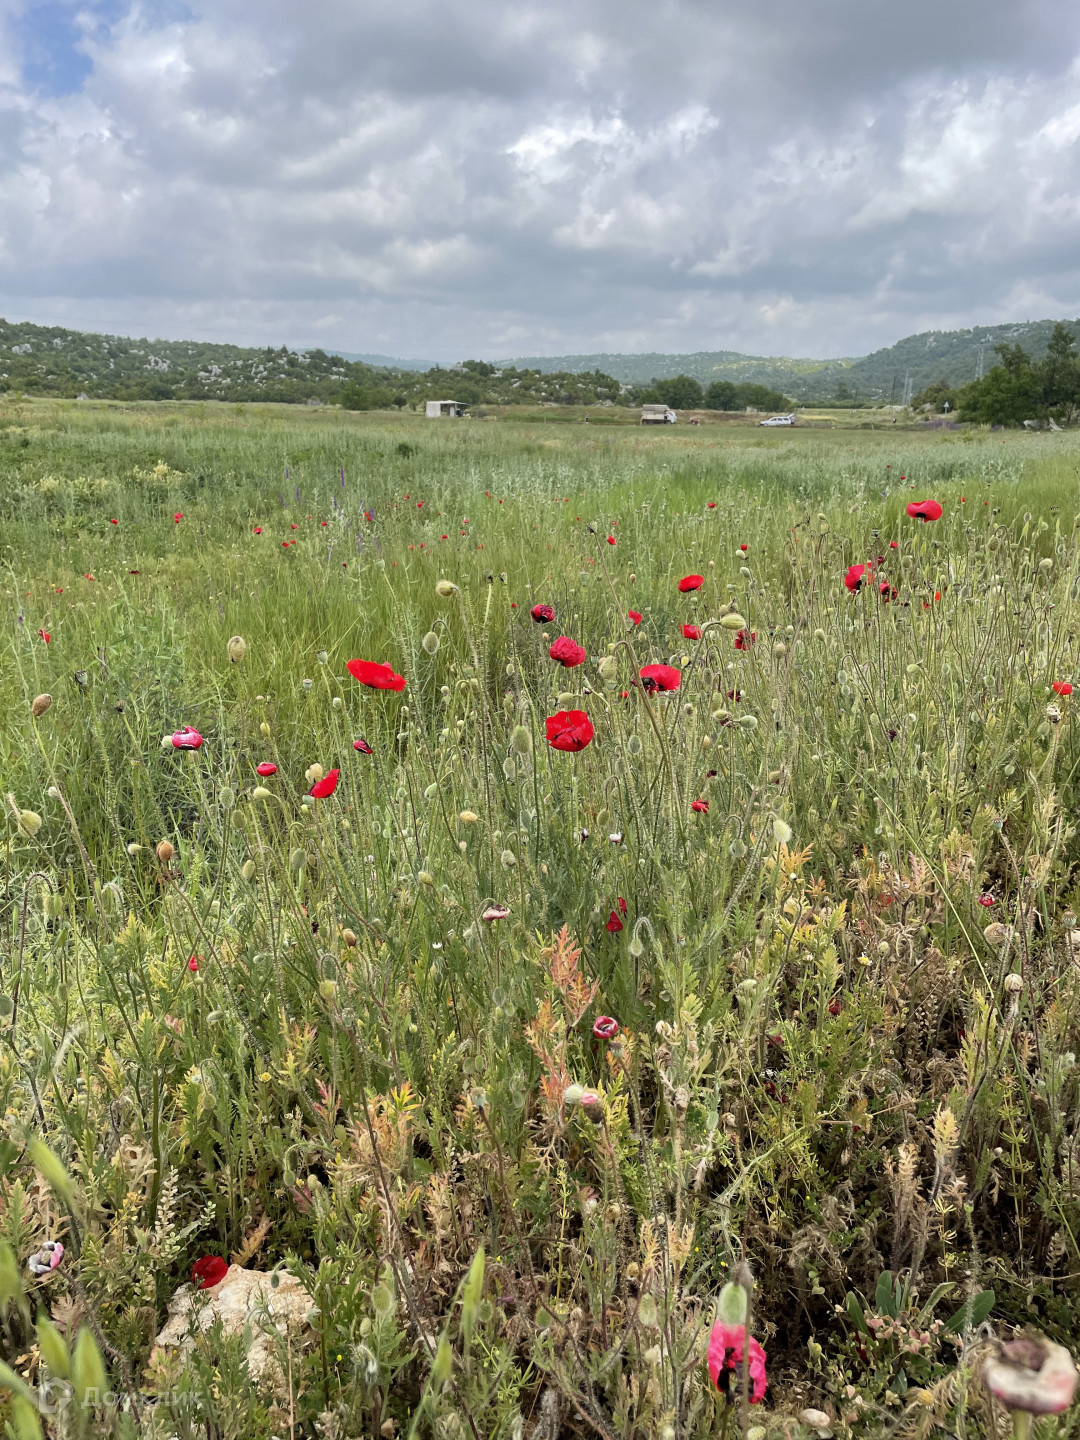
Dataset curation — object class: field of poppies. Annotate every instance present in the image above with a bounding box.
[1,398,1080,1439]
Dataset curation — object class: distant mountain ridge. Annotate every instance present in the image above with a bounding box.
[504,319,1080,402]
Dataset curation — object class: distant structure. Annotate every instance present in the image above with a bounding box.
[641,403,677,425]
[426,400,463,418]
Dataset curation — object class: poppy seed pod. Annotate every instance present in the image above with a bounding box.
[435,580,459,598]
[511,724,532,755]
[31,693,52,718]
[156,839,174,862]
[227,635,246,664]
[421,631,440,655]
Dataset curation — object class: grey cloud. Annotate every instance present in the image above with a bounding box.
[2,0,1080,359]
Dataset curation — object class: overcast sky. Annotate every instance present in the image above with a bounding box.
[3,0,1080,361]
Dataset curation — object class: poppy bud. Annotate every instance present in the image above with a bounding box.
[227,635,246,664]
[739,566,752,578]
[502,757,517,781]
[418,870,435,887]
[18,810,43,837]
[260,721,272,738]
[459,810,479,824]
[305,763,324,784]
[219,787,235,809]
[289,848,307,873]
[772,817,793,844]
[253,786,272,800]
[241,859,257,880]
[563,1083,585,1107]
[421,631,440,655]
[813,628,826,641]
[500,848,517,868]
[318,979,338,999]
[435,580,458,597]
[43,890,63,917]
[31,693,52,718]
[580,1091,604,1121]
[156,839,174,862]
[737,715,758,730]
[720,613,746,630]
[511,724,532,755]
[627,735,643,755]
[342,928,358,946]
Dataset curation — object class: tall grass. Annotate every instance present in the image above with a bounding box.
[0,398,1078,1437]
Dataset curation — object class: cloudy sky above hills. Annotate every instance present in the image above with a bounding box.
[2,0,1080,361]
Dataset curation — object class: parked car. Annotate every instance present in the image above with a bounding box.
[759,413,797,426]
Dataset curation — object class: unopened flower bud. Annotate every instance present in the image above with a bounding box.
[511,724,532,755]
[305,763,324,784]
[156,839,174,862]
[289,848,307,873]
[17,810,43,837]
[342,928,358,947]
[260,721,271,737]
[227,635,246,664]
[720,613,746,630]
[418,870,435,887]
[459,810,479,824]
[422,631,440,655]
[241,859,257,881]
[252,786,272,800]
[31,693,52,718]
[435,580,458,598]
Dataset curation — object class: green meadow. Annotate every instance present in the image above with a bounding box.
[1,397,1079,1438]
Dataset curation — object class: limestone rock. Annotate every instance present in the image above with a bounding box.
[153,1265,315,1383]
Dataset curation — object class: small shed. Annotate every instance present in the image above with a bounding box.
[426,400,463,418]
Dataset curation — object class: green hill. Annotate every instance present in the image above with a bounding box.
[507,320,1080,404]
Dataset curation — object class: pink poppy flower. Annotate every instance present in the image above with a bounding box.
[171,726,203,750]
[708,1320,767,1403]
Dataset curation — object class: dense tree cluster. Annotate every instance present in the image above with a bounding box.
[914,324,1080,426]
[636,373,791,411]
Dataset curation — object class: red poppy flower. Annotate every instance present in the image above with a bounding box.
[844,563,871,593]
[549,636,586,668]
[707,502,717,509]
[531,603,555,623]
[188,954,201,973]
[628,610,642,625]
[879,581,897,602]
[734,629,756,650]
[639,664,681,693]
[593,1015,620,1038]
[678,574,704,592]
[618,896,627,915]
[739,544,748,552]
[256,762,277,776]
[38,629,50,644]
[309,769,340,798]
[680,623,701,640]
[889,540,898,549]
[605,911,624,932]
[906,499,943,522]
[346,659,406,692]
[691,799,709,813]
[977,893,995,907]
[253,526,262,534]
[192,1256,228,1290]
[109,518,118,525]
[606,535,616,545]
[290,523,298,530]
[353,737,373,754]
[173,512,183,523]
[1053,681,1073,696]
[171,726,203,750]
[546,710,594,751]
[281,541,289,548]
[708,1321,767,1404]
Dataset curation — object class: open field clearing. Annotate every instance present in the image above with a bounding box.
[1,399,1080,1437]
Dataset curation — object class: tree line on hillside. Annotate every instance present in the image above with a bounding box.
[913,323,1080,426]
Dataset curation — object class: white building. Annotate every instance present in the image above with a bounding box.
[426,400,463,418]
